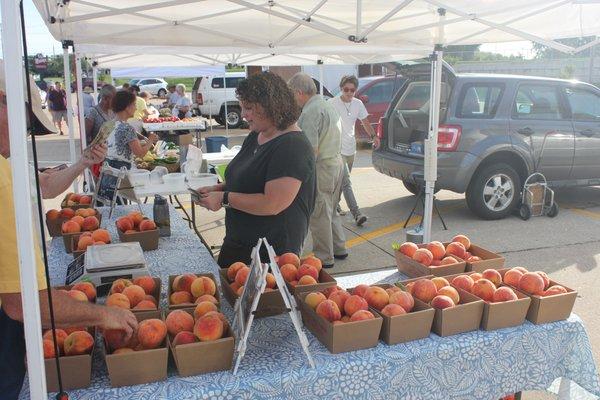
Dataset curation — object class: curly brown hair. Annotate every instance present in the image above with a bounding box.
[236,72,300,131]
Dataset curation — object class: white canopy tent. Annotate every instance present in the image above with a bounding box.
[2,0,599,396]
[110,66,225,78]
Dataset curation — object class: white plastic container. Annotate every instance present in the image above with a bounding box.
[187,173,218,189]
[162,172,186,186]
[128,170,151,187]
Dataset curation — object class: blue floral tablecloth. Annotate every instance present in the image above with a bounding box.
[20,205,600,400]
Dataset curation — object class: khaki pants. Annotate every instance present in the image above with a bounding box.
[308,156,346,265]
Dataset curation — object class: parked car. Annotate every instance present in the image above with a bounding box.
[129,78,169,97]
[373,62,600,220]
[70,77,106,93]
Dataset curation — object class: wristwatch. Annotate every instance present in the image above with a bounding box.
[222,191,230,208]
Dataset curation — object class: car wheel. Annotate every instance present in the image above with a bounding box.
[214,116,224,125]
[224,107,242,128]
[157,88,166,98]
[466,163,521,220]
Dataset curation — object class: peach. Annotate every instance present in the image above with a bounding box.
[128,211,144,227]
[381,304,407,317]
[166,310,195,336]
[340,316,351,323]
[470,272,483,282]
[431,260,441,266]
[227,262,246,282]
[104,329,134,351]
[170,291,193,305]
[204,311,230,331]
[138,319,167,349]
[133,300,157,310]
[343,295,368,316]
[106,293,130,309]
[64,326,86,335]
[67,289,88,302]
[235,267,251,286]
[431,277,449,290]
[69,193,81,203]
[77,235,94,251]
[389,290,414,312]
[195,294,218,305]
[322,286,342,298]
[297,275,318,286]
[82,216,99,231]
[535,271,550,290]
[278,253,301,268]
[113,348,134,355]
[412,279,438,303]
[543,285,568,296]
[481,269,502,287]
[91,229,110,243]
[172,331,197,346]
[265,273,276,289]
[518,272,545,295]
[349,310,375,321]
[297,264,319,281]
[452,235,471,250]
[139,219,157,231]
[143,295,158,305]
[452,275,474,293]
[43,339,56,359]
[305,292,327,310]
[71,282,96,302]
[173,273,197,293]
[46,209,61,220]
[412,248,433,266]
[79,195,92,205]
[364,286,390,311]
[352,284,369,298]
[194,313,224,342]
[426,241,446,260]
[514,266,529,274]
[122,285,146,307]
[70,215,85,228]
[472,278,496,302]
[467,256,481,262]
[493,286,518,302]
[316,300,341,322]
[445,242,466,259]
[280,264,298,282]
[43,329,68,354]
[301,256,322,273]
[191,276,217,298]
[133,276,156,295]
[405,282,415,294]
[398,242,418,258]
[124,230,137,234]
[193,301,218,319]
[60,208,75,218]
[440,257,458,265]
[328,290,351,312]
[64,330,94,356]
[503,269,523,287]
[438,286,460,305]
[236,286,245,296]
[385,286,401,296]
[230,282,241,293]
[110,278,132,294]
[431,295,455,309]
[116,216,134,232]
[61,220,81,234]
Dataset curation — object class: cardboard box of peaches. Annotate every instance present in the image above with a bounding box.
[220,253,336,318]
[60,192,94,210]
[115,211,160,251]
[46,206,102,238]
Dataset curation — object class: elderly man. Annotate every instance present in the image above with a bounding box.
[0,62,137,399]
[289,72,347,268]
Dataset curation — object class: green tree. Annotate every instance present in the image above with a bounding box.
[533,36,596,59]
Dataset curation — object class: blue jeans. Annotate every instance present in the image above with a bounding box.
[0,308,26,400]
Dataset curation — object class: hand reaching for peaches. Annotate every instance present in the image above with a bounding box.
[99,307,138,342]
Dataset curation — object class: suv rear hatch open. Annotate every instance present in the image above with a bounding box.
[382,61,456,156]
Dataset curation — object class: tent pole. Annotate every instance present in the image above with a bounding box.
[63,43,78,192]
[318,61,324,98]
[224,72,229,136]
[92,62,98,102]
[1,1,47,397]
[75,52,93,190]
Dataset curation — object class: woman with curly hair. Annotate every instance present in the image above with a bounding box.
[195,72,316,266]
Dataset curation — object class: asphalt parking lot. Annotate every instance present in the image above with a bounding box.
[38,125,599,399]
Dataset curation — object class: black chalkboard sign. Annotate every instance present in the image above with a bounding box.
[65,253,86,285]
[95,164,126,218]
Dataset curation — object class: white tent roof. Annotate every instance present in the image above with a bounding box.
[110,65,225,78]
[35,0,600,58]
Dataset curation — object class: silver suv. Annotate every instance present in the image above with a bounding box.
[373,63,600,219]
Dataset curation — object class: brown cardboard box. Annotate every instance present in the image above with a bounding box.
[168,274,221,310]
[297,291,383,354]
[45,327,96,392]
[177,133,193,146]
[132,277,162,313]
[219,269,287,318]
[478,285,531,331]
[430,287,484,337]
[166,309,235,377]
[62,231,81,253]
[116,222,160,251]
[103,311,168,388]
[286,269,338,295]
[498,269,577,324]
[371,284,434,345]
[395,244,466,278]
[47,210,102,238]
[60,194,94,210]
[463,244,505,272]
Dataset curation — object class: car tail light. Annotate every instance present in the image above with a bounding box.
[437,124,461,152]
[196,93,203,105]
[376,118,384,139]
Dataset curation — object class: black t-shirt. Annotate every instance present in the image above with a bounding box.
[47,89,67,111]
[224,131,316,255]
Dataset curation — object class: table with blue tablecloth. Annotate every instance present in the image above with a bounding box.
[20,205,600,400]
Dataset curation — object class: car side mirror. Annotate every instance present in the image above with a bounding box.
[359,95,369,104]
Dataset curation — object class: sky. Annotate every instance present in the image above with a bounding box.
[1,1,534,60]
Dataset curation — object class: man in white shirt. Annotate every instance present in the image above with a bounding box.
[328,75,379,226]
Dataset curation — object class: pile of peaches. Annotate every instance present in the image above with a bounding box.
[169,274,219,307]
[277,253,324,288]
[104,318,168,354]
[404,277,469,309]
[116,211,157,234]
[75,229,112,252]
[225,262,277,297]
[61,193,93,207]
[500,267,567,296]
[166,307,230,348]
[57,208,101,234]
[396,235,480,267]
[105,276,159,311]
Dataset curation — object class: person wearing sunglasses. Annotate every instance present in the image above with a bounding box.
[328,75,379,227]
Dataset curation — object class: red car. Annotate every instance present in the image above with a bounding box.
[352,75,406,142]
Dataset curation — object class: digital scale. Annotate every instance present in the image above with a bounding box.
[66,242,150,295]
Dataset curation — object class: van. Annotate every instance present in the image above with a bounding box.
[191,72,246,128]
